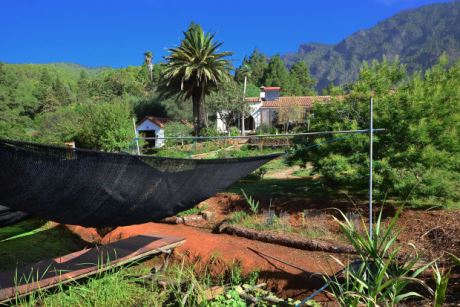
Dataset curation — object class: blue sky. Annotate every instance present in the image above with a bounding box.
[0,0,449,68]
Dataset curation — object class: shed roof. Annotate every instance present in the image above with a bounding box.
[138,116,170,129]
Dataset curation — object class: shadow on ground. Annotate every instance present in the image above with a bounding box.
[0,222,90,272]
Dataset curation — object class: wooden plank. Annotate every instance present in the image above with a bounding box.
[0,233,185,303]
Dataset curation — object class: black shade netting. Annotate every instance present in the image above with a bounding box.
[0,139,280,227]
[0,205,28,227]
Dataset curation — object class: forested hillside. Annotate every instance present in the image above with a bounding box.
[0,61,191,150]
[281,1,460,89]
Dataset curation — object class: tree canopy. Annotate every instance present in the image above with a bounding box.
[158,24,233,135]
[290,56,460,207]
[235,49,317,97]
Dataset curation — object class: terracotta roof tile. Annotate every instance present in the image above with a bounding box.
[261,86,281,91]
[139,116,170,128]
[245,97,260,103]
[260,96,331,108]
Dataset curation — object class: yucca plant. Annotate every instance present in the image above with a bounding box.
[432,262,450,307]
[326,207,433,306]
[241,189,259,215]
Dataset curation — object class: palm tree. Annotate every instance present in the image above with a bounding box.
[159,24,233,135]
[144,51,153,81]
[238,64,252,135]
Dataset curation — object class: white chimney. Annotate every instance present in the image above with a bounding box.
[259,89,265,100]
[260,86,280,101]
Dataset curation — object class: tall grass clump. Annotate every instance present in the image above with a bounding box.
[326,207,433,306]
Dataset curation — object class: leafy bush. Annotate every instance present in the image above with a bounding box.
[255,123,278,135]
[201,127,221,137]
[164,121,193,146]
[164,121,193,138]
[36,100,134,152]
[229,126,240,136]
[291,57,460,207]
[75,101,134,151]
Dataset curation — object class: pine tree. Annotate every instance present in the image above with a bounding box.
[289,61,316,95]
[264,55,290,92]
[53,77,72,106]
[235,49,268,86]
[77,71,90,102]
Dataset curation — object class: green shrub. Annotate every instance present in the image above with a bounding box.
[164,121,193,146]
[74,100,134,151]
[290,57,460,206]
[201,127,221,137]
[165,122,192,137]
[229,126,240,136]
[255,123,277,135]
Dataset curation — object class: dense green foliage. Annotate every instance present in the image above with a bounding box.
[282,1,460,90]
[291,57,460,207]
[208,79,249,133]
[159,23,233,135]
[0,59,193,150]
[234,50,316,96]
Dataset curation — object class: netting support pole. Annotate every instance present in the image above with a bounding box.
[369,97,374,240]
[132,118,140,155]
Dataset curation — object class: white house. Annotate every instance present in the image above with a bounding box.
[217,86,331,133]
[136,116,170,148]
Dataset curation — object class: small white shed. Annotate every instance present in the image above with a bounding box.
[136,116,170,148]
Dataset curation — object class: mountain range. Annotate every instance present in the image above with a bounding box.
[281,1,460,89]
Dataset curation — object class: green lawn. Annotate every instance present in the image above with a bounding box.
[0,218,46,241]
[0,219,89,272]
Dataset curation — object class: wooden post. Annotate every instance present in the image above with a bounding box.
[64,141,76,160]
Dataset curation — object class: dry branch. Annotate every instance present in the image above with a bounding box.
[218,222,355,254]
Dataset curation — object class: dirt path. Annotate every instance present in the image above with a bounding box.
[92,223,341,301]
[265,165,301,179]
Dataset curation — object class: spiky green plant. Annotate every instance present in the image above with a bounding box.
[159,23,233,135]
[326,207,433,306]
[432,262,449,307]
[241,189,259,215]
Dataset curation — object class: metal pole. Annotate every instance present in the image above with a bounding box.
[369,97,373,239]
[242,76,247,136]
[132,118,140,155]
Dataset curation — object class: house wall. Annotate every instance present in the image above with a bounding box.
[216,102,262,133]
[136,120,165,148]
[216,112,227,132]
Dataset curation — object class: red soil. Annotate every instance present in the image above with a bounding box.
[67,193,460,302]
[69,222,342,301]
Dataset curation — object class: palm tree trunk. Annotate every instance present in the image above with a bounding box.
[192,98,200,136]
[192,88,207,135]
